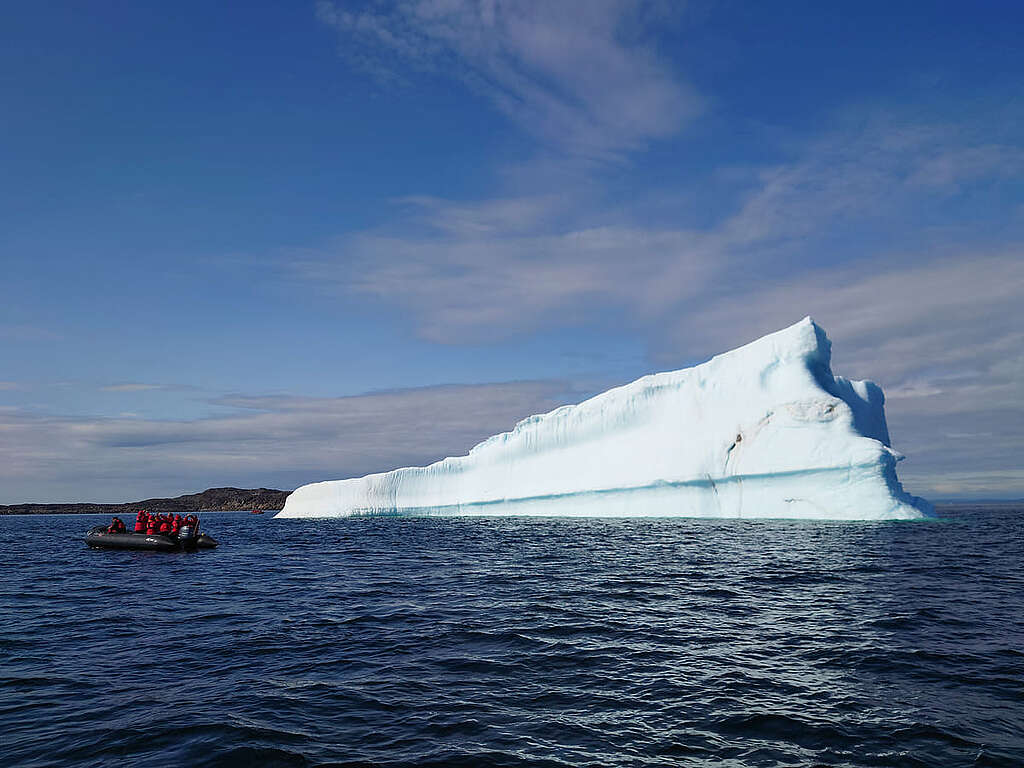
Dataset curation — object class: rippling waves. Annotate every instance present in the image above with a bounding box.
[2,508,1022,767]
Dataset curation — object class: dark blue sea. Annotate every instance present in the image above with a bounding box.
[2,508,1022,768]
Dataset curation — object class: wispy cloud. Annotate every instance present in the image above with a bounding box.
[0,381,568,503]
[299,216,713,343]
[905,143,1024,190]
[926,470,1024,499]
[293,112,1024,343]
[99,383,166,393]
[316,0,698,158]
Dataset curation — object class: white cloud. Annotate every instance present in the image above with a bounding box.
[0,380,568,503]
[917,471,1024,500]
[316,0,698,157]
[293,113,1024,346]
[299,216,714,343]
[905,143,1024,190]
[663,251,1024,382]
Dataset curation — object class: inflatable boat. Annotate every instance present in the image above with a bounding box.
[85,525,218,552]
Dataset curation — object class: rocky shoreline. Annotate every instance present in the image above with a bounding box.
[0,487,291,515]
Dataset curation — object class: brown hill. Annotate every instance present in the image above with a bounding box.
[0,487,290,515]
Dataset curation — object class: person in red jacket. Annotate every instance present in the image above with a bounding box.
[145,516,158,535]
[158,517,172,534]
[107,517,126,533]
[133,512,147,533]
[179,514,199,541]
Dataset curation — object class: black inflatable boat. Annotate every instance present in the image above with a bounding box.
[85,525,218,552]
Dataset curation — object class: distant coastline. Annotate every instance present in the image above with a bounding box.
[0,487,291,515]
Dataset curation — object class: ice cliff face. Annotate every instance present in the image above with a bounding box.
[278,318,931,520]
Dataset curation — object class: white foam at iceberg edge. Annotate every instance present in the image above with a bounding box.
[277,318,931,520]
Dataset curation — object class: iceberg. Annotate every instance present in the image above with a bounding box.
[277,318,930,520]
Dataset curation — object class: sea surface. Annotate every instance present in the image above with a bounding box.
[2,507,1022,768]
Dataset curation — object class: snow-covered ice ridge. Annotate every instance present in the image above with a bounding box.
[278,318,931,520]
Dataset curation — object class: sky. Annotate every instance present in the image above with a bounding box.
[2,0,1022,503]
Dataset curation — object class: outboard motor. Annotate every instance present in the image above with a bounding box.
[178,524,194,542]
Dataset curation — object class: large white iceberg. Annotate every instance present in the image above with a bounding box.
[278,318,930,520]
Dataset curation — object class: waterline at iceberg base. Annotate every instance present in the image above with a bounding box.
[278,318,931,520]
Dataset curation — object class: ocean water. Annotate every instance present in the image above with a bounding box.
[1,507,1022,768]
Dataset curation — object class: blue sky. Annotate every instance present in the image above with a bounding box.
[2,0,1022,502]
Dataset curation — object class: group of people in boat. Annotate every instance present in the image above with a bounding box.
[105,511,201,538]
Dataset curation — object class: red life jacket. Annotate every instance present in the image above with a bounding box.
[146,522,157,534]
[159,521,171,534]
[134,519,146,533]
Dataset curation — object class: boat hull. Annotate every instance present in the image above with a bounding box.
[85,526,218,551]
